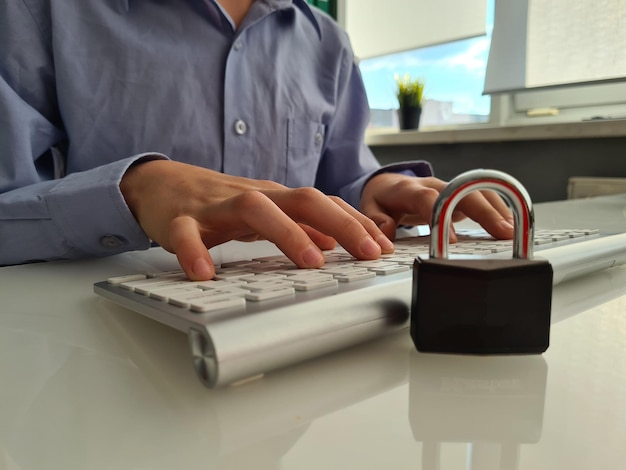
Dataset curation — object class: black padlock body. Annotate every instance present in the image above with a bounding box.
[411,257,553,354]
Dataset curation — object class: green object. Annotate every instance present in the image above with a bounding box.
[395,74,425,109]
[305,0,337,19]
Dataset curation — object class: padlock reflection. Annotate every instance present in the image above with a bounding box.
[408,351,547,470]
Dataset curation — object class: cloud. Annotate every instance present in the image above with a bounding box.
[359,37,490,76]
[435,38,490,71]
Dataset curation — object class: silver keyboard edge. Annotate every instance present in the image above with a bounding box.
[95,278,411,387]
[537,232,626,284]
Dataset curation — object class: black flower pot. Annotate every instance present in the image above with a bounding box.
[398,106,422,130]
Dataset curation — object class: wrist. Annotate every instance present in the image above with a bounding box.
[120,157,167,219]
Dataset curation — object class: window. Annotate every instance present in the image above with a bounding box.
[358,0,494,129]
[358,0,626,129]
[486,0,626,125]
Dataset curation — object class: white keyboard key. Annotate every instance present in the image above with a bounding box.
[286,273,335,283]
[383,256,417,265]
[293,279,339,291]
[246,280,295,291]
[150,286,203,301]
[320,261,357,270]
[323,254,355,263]
[354,260,396,269]
[201,287,251,297]
[219,260,260,268]
[335,271,377,282]
[276,260,298,269]
[215,266,251,274]
[169,290,243,308]
[107,274,147,285]
[190,296,246,313]
[245,287,295,302]
[319,265,365,276]
[368,265,410,275]
[243,273,289,283]
[249,263,285,273]
[214,271,257,281]
[195,280,247,289]
[279,268,321,276]
[120,275,187,291]
[148,270,185,278]
[135,280,193,296]
[566,231,587,238]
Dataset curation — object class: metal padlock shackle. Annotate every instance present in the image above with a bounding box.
[430,169,535,259]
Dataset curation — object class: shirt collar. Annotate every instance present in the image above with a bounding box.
[242,0,322,40]
[114,0,322,40]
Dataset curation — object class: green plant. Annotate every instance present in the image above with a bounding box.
[395,73,425,108]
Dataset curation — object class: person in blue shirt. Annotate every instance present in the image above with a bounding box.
[0,0,513,280]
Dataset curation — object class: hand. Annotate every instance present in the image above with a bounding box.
[360,173,515,242]
[120,160,395,280]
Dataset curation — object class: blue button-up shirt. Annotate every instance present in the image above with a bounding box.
[0,0,431,265]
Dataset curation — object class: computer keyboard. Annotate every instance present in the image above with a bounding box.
[94,228,610,388]
[102,228,599,309]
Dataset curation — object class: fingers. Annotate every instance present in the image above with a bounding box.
[453,190,514,240]
[325,195,395,254]
[361,174,442,227]
[299,224,337,251]
[121,161,396,274]
[480,190,515,223]
[361,173,515,243]
[361,175,445,240]
[197,189,393,269]
[169,216,216,280]
[365,210,397,241]
[197,191,328,270]
[237,191,331,267]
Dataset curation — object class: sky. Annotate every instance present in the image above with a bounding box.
[358,0,495,116]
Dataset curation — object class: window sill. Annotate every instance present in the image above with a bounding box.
[365,119,626,146]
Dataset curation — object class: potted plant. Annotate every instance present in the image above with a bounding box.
[395,73,425,130]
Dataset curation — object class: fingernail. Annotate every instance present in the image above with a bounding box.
[193,258,213,279]
[502,219,515,230]
[361,237,381,257]
[302,246,324,268]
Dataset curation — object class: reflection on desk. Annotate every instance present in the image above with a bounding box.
[409,353,547,470]
[96,299,410,469]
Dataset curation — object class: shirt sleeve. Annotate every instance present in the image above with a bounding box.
[0,2,157,265]
[313,37,432,208]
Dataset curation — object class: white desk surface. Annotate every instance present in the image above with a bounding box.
[2,196,626,469]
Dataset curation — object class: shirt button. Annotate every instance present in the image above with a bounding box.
[234,119,247,135]
[314,132,324,145]
[100,235,127,249]
[233,40,243,51]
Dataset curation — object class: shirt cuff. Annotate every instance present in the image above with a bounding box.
[368,160,434,181]
[45,153,168,258]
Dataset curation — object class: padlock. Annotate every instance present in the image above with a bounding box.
[410,169,553,354]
